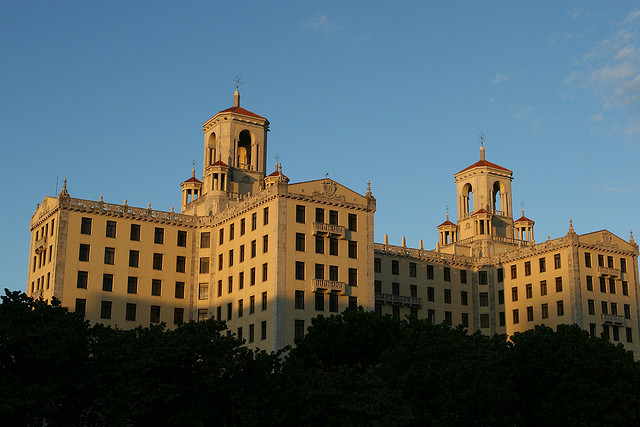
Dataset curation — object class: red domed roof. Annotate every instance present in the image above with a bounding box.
[182,176,201,184]
[438,220,457,228]
[472,208,491,216]
[515,215,534,224]
[217,106,266,120]
[457,160,511,175]
[211,160,229,167]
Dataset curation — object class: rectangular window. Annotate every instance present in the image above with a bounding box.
[498,290,504,304]
[588,299,595,315]
[198,283,208,300]
[621,258,627,273]
[104,247,115,265]
[238,299,244,317]
[315,263,324,280]
[219,228,224,245]
[295,320,305,341]
[240,218,246,235]
[177,230,187,247]
[623,281,629,296]
[590,323,596,338]
[262,235,268,253]
[329,265,338,281]
[609,278,616,294]
[479,270,488,285]
[176,256,186,273]
[586,276,593,291]
[251,212,257,230]
[598,254,604,267]
[511,265,517,280]
[295,290,305,309]
[611,302,618,316]
[479,292,488,306]
[408,262,417,277]
[101,300,112,319]
[524,261,531,276]
[602,301,608,314]
[175,281,185,299]
[296,233,305,251]
[499,312,505,327]
[603,325,610,340]
[174,308,184,325]
[556,277,563,293]
[374,257,381,273]
[229,249,234,267]
[612,326,620,342]
[460,270,467,284]
[444,289,452,304]
[261,320,267,340]
[295,261,305,280]
[513,309,519,324]
[444,267,451,282]
[375,281,381,295]
[249,324,255,343]
[79,244,90,262]
[348,268,357,287]
[427,265,434,280]
[624,304,631,320]
[554,254,561,269]
[154,227,164,244]
[250,295,255,314]
[348,296,357,310]
[527,306,534,321]
[151,279,161,296]
[296,205,305,223]
[410,285,417,298]
[329,210,338,225]
[262,263,268,282]
[262,291,267,311]
[600,277,606,293]
[217,281,222,297]
[329,293,339,312]
[480,314,489,329]
[542,303,549,319]
[391,260,399,275]
[512,287,518,302]
[462,313,469,327]
[239,245,245,263]
[239,272,244,290]
[129,250,139,268]
[251,240,256,258]
[199,257,209,274]
[81,217,92,235]
[153,253,163,270]
[102,273,113,292]
[130,224,140,241]
[539,257,546,273]
[218,254,223,270]
[229,224,235,241]
[127,276,137,294]
[126,303,136,321]
[75,298,86,316]
[250,268,256,286]
[315,235,324,254]
[428,309,435,323]
[263,207,269,225]
[607,256,614,268]
[150,306,160,323]
[525,283,532,299]
[348,241,357,259]
[200,232,210,248]
[329,238,338,256]
[227,302,232,321]
[392,283,400,296]
[557,300,564,316]
[315,292,324,311]
[445,311,452,326]
[496,268,503,283]
[584,252,591,268]
[106,220,116,238]
[626,327,633,343]
[348,213,357,231]
[315,208,324,223]
[77,271,88,289]
[427,287,434,302]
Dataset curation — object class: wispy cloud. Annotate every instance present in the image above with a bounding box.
[568,8,582,19]
[594,181,635,193]
[513,106,533,119]
[591,113,603,123]
[622,9,640,25]
[303,14,339,36]
[493,73,509,85]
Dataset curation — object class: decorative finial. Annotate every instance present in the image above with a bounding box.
[384,233,389,245]
[479,133,485,160]
[279,163,283,174]
[233,76,242,107]
[419,239,424,250]
[366,180,372,197]
[402,236,407,247]
[326,172,329,179]
[58,177,69,198]
[630,230,635,245]
[568,218,575,235]
[99,196,103,202]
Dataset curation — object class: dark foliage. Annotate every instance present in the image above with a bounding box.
[1,290,639,426]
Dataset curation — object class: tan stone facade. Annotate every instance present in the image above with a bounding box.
[27,92,640,355]
[27,92,375,352]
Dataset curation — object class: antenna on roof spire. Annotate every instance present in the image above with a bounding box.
[478,133,485,160]
[234,75,243,90]
[233,76,243,107]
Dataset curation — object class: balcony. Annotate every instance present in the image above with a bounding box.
[597,266,620,278]
[313,222,346,239]
[34,235,47,254]
[313,279,346,294]
[375,293,423,308]
[601,314,625,325]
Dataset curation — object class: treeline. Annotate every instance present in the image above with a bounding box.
[1,290,639,426]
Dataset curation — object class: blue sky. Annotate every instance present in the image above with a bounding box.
[2,1,640,293]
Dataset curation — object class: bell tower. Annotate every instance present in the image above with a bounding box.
[454,144,514,242]
[197,90,269,214]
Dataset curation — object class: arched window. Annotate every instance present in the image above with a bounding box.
[492,181,502,214]
[207,132,217,165]
[463,183,473,215]
[238,130,252,169]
